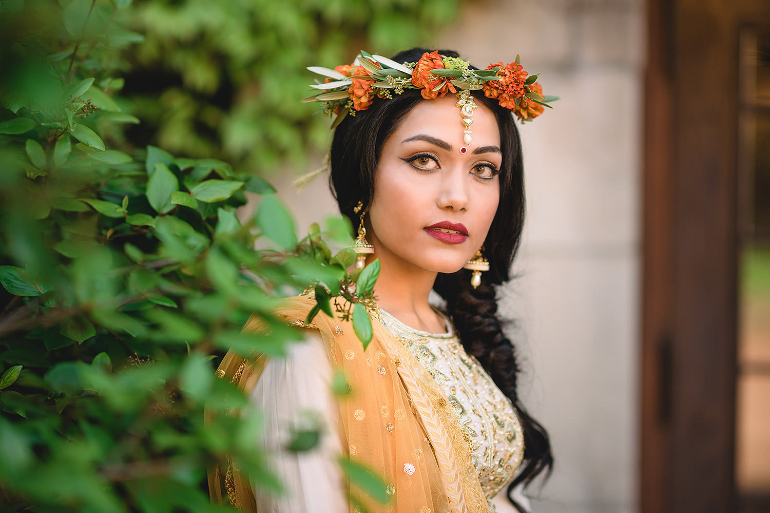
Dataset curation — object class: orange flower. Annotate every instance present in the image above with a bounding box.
[482,61,528,110]
[334,64,355,77]
[512,82,546,121]
[411,51,456,99]
[348,65,375,111]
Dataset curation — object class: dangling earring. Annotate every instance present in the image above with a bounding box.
[352,201,374,269]
[464,248,489,289]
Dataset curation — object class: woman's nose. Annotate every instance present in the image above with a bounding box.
[435,168,469,211]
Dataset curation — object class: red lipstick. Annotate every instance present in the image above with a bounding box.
[424,221,469,244]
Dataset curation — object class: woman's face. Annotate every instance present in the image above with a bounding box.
[367,95,501,275]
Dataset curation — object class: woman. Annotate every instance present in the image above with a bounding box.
[209,48,554,513]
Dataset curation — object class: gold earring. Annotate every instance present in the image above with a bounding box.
[464,248,489,289]
[352,201,374,269]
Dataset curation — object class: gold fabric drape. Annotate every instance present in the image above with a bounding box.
[207,296,490,513]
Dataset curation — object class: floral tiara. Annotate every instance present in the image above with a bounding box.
[303,50,558,154]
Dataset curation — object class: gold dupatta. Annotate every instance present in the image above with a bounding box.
[207,296,490,513]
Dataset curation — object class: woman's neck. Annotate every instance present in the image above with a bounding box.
[363,253,446,334]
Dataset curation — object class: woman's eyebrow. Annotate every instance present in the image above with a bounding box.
[401,134,452,150]
[473,145,502,155]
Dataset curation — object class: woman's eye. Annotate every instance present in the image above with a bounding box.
[406,154,439,170]
[473,164,499,179]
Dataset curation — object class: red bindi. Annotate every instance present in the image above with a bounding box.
[460,147,467,154]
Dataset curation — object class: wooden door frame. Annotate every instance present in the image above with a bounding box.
[642,1,770,512]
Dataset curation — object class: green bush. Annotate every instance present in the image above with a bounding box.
[0,1,394,511]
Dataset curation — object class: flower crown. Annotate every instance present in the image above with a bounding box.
[303,51,558,142]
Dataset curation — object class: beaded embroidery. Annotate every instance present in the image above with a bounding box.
[379,308,525,499]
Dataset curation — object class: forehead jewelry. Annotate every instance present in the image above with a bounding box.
[456,90,477,154]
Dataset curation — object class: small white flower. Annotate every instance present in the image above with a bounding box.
[403,463,416,476]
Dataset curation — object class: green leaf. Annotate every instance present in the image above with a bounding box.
[101,112,140,124]
[89,150,132,164]
[180,353,213,399]
[330,369,352,396]
[339,458,390,504]
[54,134,71,167]
[352,303,372,349]
[25,139,46,168]
[515,54,521,65]
[356,259,380,294]
[0,366,22,390]
[305,303,321,325]
[331,248,356,269]
[543,95,560,103]
[145,309,205,344]
[525,74,539,85]
[79,199,125,218]
[190,180,244,203]
[170,191,198,209]
[0,266,51,296]
[246,176,275,194]
[92,352,112,372]
[146,163,179,213]
[147,294,177,308]
[525,91,545,102]
[84,85,121,112]
[126,214,156,227]
[69,78,95,98]
[70,124,105,150]
[63,0,92,35]
[286,427,321,452]
[214,208,240,238]
[315,284,334,318]
[51,196,88,212]
[116,0,132,9]
[146,145,174,175]
[123,243,144,263]
[60,316,95,343]
[256,194,297,249]
[0,118,35,134]
[213,330,289,357]
[430,68,462,77]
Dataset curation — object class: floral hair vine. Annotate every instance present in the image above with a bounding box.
[303,50,558,154]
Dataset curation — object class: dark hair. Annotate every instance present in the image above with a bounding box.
[329,48,552,510]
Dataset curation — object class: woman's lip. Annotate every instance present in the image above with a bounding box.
[425,221,468,235]
[424,229,468,244]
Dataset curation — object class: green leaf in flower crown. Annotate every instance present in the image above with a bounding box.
[543,95,560,103]
[146,163,179,213]
[525,91,545,102]
[257,194,297,250]
[53,135,71,167]
[525,74,539,85]
[25,139,46,169]
[170,191,198,209]
[356,259,380,294]
[430,69,463,78]
[0,366,22,390]
[190,180,244,203]
[70,124,105,150]
[339,457,390,504]
[89,150,132,165]
[79,199,125,218]
[352,303,372,349]
[0,118,35,134]
[475,69,500,77]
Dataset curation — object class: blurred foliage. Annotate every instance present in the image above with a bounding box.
[123,0,461,174]
[0,0,388,511]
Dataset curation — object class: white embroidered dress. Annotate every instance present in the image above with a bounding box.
[250,309,529,512]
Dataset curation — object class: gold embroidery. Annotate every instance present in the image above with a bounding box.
[349,444,357,455]
[334,325,343,335]
[215,369,225,378]
[386,423,394,433]
[378,365,386,375]
[419,507,432,513]
[386,484,396,496]
[381,405,389,417]
[394,408,406,421]
[344,350,355,360]
[376,351,386,362]
[413,447,423,461]
[354,409,365,421]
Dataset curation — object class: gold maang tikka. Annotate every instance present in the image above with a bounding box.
[463,247,490,289]
[352,201,374,269]
[456,90,477,155]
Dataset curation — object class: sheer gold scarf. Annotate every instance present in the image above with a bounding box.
[207,296,490,513]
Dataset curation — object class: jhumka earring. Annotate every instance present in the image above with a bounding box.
[352,201,374,269]
[456,90,477,155]
[464,248,490,289]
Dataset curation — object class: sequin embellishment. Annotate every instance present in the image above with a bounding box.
[354,409,365,421]
[403,463,416,475]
